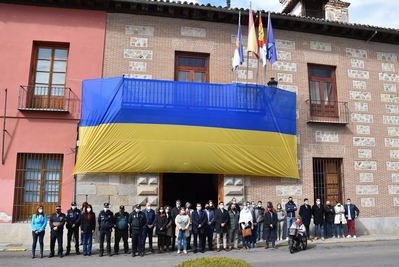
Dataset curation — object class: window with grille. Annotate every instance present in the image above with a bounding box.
[175,52,209,83]
[313,158,342,204]
[13,153,63,222]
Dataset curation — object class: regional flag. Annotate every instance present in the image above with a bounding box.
[258,13,267,67]
[232,12,244,70]
[247,8,259,58]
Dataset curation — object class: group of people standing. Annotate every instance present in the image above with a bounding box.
[30,197,360,259]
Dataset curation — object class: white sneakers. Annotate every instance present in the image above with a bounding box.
[286,237,289,241]
[353,235,357,238]
[177,250,181,254]
[346,235,352,238]
[183,250,187,254]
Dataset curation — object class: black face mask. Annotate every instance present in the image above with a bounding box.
[56,210,61,214]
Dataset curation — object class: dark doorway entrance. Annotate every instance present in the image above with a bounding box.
[161,173,219,207]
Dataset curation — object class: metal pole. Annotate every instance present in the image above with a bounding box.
[246,51,250,83]
[2,88,8,165]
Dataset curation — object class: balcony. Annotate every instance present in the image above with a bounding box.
[305,99,350,124]
[18,85,72,112]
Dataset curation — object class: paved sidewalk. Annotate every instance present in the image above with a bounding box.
[1,233,398,252]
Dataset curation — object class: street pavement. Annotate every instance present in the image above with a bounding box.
[0,239,398,267]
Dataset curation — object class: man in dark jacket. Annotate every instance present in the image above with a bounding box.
[285,197,297,240]
[191,203,207,253]
[49,205,66,258]
[324,200,336,238]
[344,198,360,238]
[263,204,278,249]
[98,203,114,257]
[170,200,181,251]
[215,201,230,252]
[312,198,325,240]
[114,205,129,255]
[228,203,240,250]
[204,202,216,251]
[129,204,147,257]
[65,201,81,256]
[299,198,311,239]
[255,201,265,242]
[143,202,155,253]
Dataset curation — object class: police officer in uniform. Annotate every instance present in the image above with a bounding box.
[114,205,129,255]
[65,201,81,256]
[129,204,147,257]
[98,203,114,257]
[49,205,66,258]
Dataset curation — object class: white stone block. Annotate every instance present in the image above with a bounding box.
[381,94,399,103]
[123,49,153,60]
[276,39,295,50]
[356,125,370,135]
[181,26,206,38]
[358,149,372,159]
[277,73,293,83]
[351,113,373,123]
[384,84,397,93]
[361,198,375,207]
[356,185,379,195]
[382,63,395,72]
[379,73,399,83]
[128,61,147,72]
[390,150,399,160]
[346,48,367,58]
[377,52,398,62]
[272,62,297,72]
[125,25,154,36]
[392,173,399,183]
[388,127,399,137]
[387,162,399,171]
[386,138,399,148]
[350,91,371,101]
[383,116,399,125]
[386,105,399,114]
[124,73,153,79]
[354,161,377,171]
[276,185,302,196]
[351,59,365,69]
[310,41,332,52]
[77,185,96,195]
[353,80,367,90]
[348,69,369,80]
[394,197,399,207]
[242,58,258,68]
[130,37,148,47]
[353,137,375,147]
[277,50,291,61]
[388,185,399,194]
[359,173,374,183]
[237,70,253,80]
[354,102,368,112]
[315,131,339,143]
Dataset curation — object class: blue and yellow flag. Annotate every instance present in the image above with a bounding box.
[74,77,298,178]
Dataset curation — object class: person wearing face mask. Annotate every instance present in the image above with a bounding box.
[285,197,297,241]
[191,203,207,253]
[65,202,81,256]
[344,198,360,238]
[81,204,95,256]
[175,207,191,254]
[334,201,346,238]
[184,202,193,250]
[129,204,147,257]
[255,201,265,242]
[204,202,216,251]
[263,203,278,249]
[228,197,241,212]
[247,201,257,248]
[164,206,173,251]
[49,205,66,258]
[239,203,253,249]
[31,205,47,259]
[170,200,181,251]
[215,201,230,252]
[143,202,155,253]
[114,205,129,255]
[299,198,311,240]
[80,202,89,246]
[324,201,336,239]
[154,207,169,253]
[276,203,286,241]
[98,203,114,257]
[228,203,240,250]
[312,198,325,241]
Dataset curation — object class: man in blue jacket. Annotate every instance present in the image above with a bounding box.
[49,205,66,258]
[98,203,114,257]
[129,204,147,257]
[344,198,360,238]
[191,203,207,253]
[285,197,297,240]
[143,202,155,253]
[65,201,81,256]
[204,201,216,251]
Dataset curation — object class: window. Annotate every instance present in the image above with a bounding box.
[13,153,63,222]
[313,158,342,204]
[175,52,209,83]
[308,64,338,118]
[27,42,69,109]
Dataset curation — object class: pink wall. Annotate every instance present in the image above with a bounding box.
[0,4,106,222]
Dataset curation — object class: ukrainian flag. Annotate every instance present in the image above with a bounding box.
[74,77,299,178]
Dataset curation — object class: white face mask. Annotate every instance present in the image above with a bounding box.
[135,209,140,212]
[196,206,201,211]
[103,208,108,212]
[316,201,321,205]
[72,206,77,210]
[38,209,43,213]
[146,206,151,210]
[87,208,92,212]
[220,205,224,209]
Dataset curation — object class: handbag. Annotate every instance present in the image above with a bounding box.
[242,227,252,237]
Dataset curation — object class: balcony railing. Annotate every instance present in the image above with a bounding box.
[305,99,350,124]
[18,85,72,112]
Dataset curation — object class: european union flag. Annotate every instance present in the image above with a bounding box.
[266,14,278,64]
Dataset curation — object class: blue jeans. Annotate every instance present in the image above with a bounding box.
[286,217,294,236]
[335,223,344,237]
[325,223,336,238]
[314,224,324,238]
[242,236,251,248]
[257,223,264,241]
[82,232,93,255]
[177,230,187,251]
[251,224,258,245]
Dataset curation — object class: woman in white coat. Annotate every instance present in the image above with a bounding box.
[239,204,253,249]
[334,201,347,238]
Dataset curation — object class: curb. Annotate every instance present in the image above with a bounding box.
[0,248,27,252]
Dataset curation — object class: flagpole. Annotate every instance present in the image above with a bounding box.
[255,12,260,86]
[246,3,251,84]
[237,11,241,83]
[264,12,270,85]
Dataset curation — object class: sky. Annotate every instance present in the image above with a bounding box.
[187,0,399,29]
